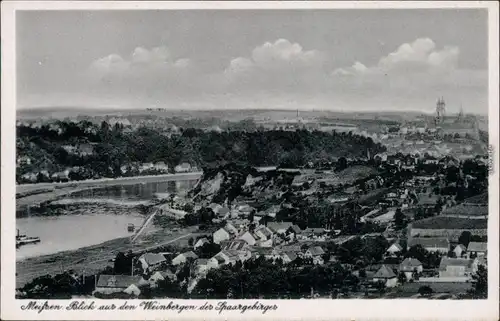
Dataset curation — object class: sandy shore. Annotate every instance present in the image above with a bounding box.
[16,172,202,210]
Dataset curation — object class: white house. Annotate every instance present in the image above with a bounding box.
[467,242,487,259]
[193,237,209,250]
[281,252,298,264]
[238,231,257,246]
[172,251,199,266]
[138,253,167,272]
[304,246,325,260]
[174,163,192,173]
[213,228,231,244]
[453,244,467,258]
[225,222,239,235]
[267,222,294,235]
[372,265,398,288]
[254,226,273,241]
[399,258,423,280]
[149,270,177,287]
[94,275,145,296]
[386,243,403,257]
[439,257,473,278]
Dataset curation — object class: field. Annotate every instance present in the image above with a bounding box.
[412,216,488,229]
[394,282,472,295]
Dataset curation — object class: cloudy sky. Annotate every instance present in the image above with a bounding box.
[17,9,488,114]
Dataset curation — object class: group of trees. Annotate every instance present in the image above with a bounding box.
[335,235,389,266]
[194,256,357,298]
[17,121,386,183]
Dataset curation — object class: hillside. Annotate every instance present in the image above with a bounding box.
[190,164,297,205]
[16,121,386,183]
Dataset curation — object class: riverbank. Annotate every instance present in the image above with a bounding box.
[16,225,200,288]
[16,172,202,210]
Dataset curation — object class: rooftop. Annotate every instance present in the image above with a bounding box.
[140,253,166,266]
[467,242,487,253]
[373,265,397,279]
[439,257,473,271]
[96,275,143,288]
[408,237,449,249]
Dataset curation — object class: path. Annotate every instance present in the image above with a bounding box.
[130,208,159,243]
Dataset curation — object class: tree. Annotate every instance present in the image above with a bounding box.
[196,241,221,259]
[458,231,472,247]
[114,252,133,275]
[394,208,406,229]
[397,272,407,284]
[418,285,434,297]
[470,265,488,298]
[188,237,194,247]
[404,245,428,265]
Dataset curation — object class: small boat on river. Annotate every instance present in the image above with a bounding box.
[16,229,40,248]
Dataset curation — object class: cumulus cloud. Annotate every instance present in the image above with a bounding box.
[222,38,328,95]
[329,38,487,112]
[89,46,191,78]
[76,38,486,112]
[333,38,460,77]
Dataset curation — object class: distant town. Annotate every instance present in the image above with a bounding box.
[16,101,489,300]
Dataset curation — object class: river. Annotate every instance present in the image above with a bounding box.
[16,179,197,261]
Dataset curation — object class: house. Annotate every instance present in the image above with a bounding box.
[254,226,273,241]
[230,219,249,230]
[139,162,154,172]
[51,170,70,182]
[194,259,211,275]
[267,222,293,235]
[193,237,209,250]
[149,270,177,287]
[153,161,169,172]
[217,207,230,218]
[94,275,145,296]
[408,237,450,253]
[372,265,398,288]
[78,143,95,156]
[174,162,192,173]
[453,244,467,258]
[305,246,325,259]
[171,251,198,266]
[224,222,239,235]
[238,231,257,246]
[220,239,248,251]
[210,250,240,266]
[467,242,487,258]
[209,203,223,214]
[386,243,403,257]
[281,252,298,264]
[472,256,487,273]
[438,257,473,278]
[399,258,423,280]
[255,238,273,248]
[299,228,327,241]
[262,205,281,218]
[138,253,166,272]
[213,228,231,244]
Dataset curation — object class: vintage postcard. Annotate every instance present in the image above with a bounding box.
[1,1,499,320]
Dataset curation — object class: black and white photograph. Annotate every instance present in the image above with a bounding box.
[1,2,499,320]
